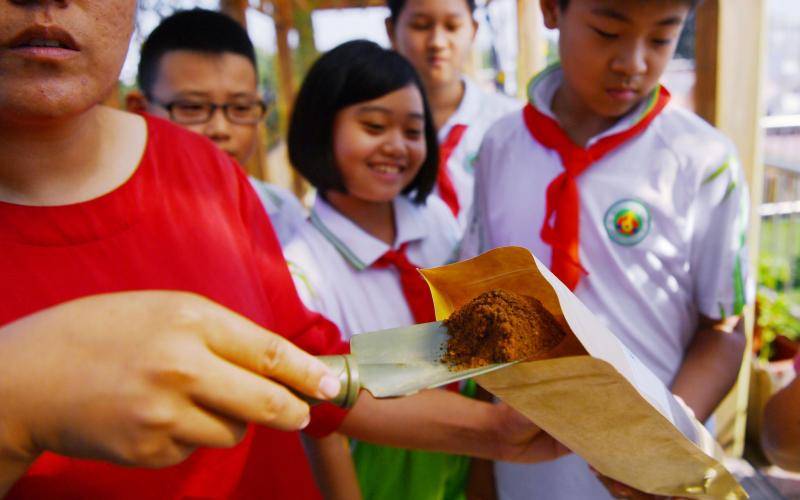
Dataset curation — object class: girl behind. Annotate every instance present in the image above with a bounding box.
[285,40,469,500]
[386,0,521,230]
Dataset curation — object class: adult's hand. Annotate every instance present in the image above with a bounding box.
[0,291,340,492]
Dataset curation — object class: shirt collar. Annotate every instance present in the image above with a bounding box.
[527,63,662,147]
[310,195,427,270]
[438,77,481,141]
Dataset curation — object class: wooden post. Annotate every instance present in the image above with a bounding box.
[274,0,295,131]
[293,4,318,75]
[693,2,718,125]
[695,0,767,458]
[220,0,249,26]
[220,0,276,181]
[516,0,546,99]
[274,0,309,196]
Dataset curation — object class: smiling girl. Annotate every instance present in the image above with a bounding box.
[285,40,471,500]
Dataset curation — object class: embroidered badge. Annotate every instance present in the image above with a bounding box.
[604,199,651,246]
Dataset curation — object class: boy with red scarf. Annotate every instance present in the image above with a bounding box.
[461,0,749,498]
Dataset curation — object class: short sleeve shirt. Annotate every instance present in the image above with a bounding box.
[248,177,307,246]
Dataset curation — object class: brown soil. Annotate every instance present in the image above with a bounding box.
[442,289,566,369]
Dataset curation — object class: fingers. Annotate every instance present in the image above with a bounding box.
[171,404,248,449]
[497,402,542,434]
[528,432,571,462]
[591,470,658,500]
[190,352,313,431]
[505,429,570,463]
[203,308,341,401]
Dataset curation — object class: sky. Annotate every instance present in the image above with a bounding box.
[771,0,800,22]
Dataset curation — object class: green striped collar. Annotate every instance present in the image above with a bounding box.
[309,196,427,271]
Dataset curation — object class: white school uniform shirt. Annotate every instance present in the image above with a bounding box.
[437,77,522,231]
[461,66,750,500]
[248,177,307,246]
[284,195,459,339]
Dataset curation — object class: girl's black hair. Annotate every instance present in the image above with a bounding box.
[288,40,439,204]
[387,0,476,23]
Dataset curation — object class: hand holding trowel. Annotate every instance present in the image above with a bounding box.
[313,287,570,408]
[313,321,519,408]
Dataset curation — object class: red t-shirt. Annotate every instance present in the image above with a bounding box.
[0,115,347,499]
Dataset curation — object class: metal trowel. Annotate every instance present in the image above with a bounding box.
[315,321,518,408]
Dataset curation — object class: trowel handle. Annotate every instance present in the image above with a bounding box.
[303,355,361,409]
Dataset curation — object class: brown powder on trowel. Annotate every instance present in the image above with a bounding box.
[442,289,566,369]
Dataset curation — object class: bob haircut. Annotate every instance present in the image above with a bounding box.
[387,0,476,23]
[289,40,439,204]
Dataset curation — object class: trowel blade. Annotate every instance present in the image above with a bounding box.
[350,321,517,398]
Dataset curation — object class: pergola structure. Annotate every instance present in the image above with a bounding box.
[219,0,767,456]
[220,0,544,132]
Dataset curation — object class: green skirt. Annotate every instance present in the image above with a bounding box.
[353,380,476,500]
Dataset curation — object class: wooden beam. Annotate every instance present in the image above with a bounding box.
[516,0,546,98]
[695,0,767,458]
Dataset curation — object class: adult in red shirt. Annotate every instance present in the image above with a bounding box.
[0,108,353,498]
[0,1,565,498]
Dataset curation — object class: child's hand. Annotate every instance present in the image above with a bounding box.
[489,402,570,463]
[0,291,340,471]
[590,467,689,500]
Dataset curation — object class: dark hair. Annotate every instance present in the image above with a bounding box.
[557,0,701,9]
[289,40,439,204]
[387,0,475,23]
[137,9,257,98]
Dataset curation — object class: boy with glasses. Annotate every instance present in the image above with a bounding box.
[126,9,305,244]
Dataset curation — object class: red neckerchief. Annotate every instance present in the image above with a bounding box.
[373,243,461,392]
[437,124,468,217]
[372,242,435,324]
[523,85,671,290]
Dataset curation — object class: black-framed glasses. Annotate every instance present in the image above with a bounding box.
[155,99,268,125]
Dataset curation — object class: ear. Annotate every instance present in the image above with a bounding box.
[385,17,398,48]
[540,0,560,29]
[125,90,149,114]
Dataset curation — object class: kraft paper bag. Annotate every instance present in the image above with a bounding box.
[420,246,747,499]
